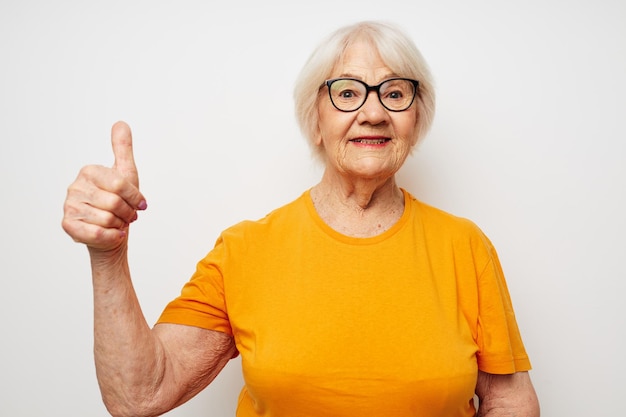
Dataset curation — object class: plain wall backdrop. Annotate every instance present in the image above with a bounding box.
[1,0,624,416]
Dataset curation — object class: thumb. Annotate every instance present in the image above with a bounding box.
[111,121,139,187]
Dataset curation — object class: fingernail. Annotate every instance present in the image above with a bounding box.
[137,200,148,210]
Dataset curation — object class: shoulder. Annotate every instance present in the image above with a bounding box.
[404,189,484,236]
[220,191,309,241]
[402,189,498,261]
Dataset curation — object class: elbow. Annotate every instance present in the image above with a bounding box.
[102,399,146,417]
[101,390,170,417]
[103,402,161,417]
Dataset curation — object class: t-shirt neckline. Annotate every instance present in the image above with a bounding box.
[303,187,412,245]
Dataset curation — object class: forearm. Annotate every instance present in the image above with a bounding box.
[90,247,167,417]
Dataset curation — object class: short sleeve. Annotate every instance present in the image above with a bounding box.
[156,235,233,336]
[475,235,532,374]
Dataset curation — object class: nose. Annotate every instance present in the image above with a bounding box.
[357,91,389,124]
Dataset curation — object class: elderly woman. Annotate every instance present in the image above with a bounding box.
[62,21,539,417]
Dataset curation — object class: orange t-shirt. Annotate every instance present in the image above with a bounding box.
[158,189,531,416]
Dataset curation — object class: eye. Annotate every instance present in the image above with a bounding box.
[330,80,364,102]
[327,79,368,111]
[386,90,405,100]
[339,89,357,99]
[380,79,414,105]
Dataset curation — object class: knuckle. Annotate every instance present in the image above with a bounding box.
[62,201,83,221]
[103,210,126,229]
[65,179,84,198]
[61,217,74,236]
[78,164,98,178]
[107,196,128,218]
[109,176,127,193]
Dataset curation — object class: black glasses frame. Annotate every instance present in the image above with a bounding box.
[324,77,419,112]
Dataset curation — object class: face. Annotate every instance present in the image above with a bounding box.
[316,40,419,181]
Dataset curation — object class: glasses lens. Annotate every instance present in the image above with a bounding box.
[328,79,366,111]
[379,79,416,111]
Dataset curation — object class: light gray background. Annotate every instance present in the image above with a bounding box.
[1,1,624,416]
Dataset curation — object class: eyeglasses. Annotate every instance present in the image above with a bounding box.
[324,77,419,112]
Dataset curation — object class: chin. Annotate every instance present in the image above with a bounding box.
[346,164,398,180]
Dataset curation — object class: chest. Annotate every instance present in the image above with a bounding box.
[227,243,479,416]
[226,239,480,378]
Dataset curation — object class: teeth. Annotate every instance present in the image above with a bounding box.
[354,139,387,144]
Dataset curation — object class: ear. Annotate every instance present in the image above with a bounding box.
[313,122,323,146]
[314,133,323,147]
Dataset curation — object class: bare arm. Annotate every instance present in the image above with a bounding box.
[63,122,235,417]
[90,248,236,417]
[475,371,540,417]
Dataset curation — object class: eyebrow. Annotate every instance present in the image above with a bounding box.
[335,73,401,82]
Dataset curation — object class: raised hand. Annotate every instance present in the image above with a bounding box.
[62,121,147,252]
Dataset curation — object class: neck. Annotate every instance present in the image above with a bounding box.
[310,170,405,237]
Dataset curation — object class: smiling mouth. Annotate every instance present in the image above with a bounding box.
[350,138,390,144]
